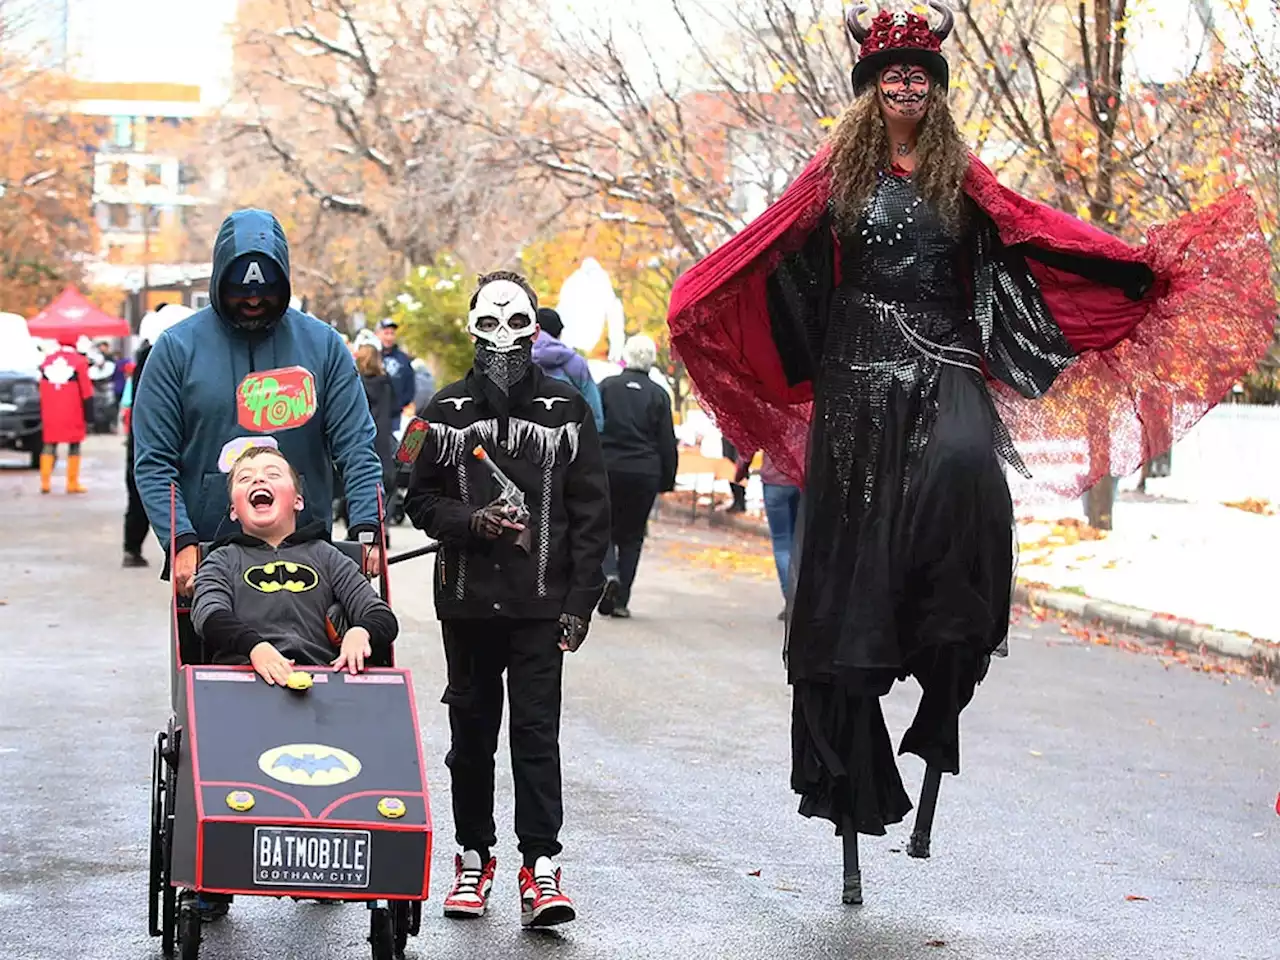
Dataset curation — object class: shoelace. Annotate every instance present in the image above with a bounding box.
[531,873,560,899]
[452,867,483,897]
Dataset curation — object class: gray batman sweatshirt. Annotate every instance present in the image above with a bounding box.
[191,524,398,666]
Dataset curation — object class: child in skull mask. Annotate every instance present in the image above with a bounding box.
[405,270,610,929]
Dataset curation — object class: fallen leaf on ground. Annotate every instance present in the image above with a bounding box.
[747,869,761,877]
[1124,894,1149,902]
[1029,750,1043,757]
[1222,497,1275,516]
[925,940,948,948]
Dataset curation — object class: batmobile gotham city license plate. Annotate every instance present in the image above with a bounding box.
[253,826,372,889]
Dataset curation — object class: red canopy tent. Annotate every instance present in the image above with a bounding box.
[26,285,129,342]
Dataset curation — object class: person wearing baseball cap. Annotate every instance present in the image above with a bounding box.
[375,317,416,416]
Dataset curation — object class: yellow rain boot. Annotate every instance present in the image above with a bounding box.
[66,454,86,494]
[39,453,53,494]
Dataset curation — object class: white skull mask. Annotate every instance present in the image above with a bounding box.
[468,279,537,352]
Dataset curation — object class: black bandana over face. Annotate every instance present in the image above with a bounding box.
[474,340,533,394]
[225,299,285,333]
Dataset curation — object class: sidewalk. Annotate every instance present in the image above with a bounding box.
[658,479,1280,675]
[1014,494,1280,674]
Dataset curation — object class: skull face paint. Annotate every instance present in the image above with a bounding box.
[878,64,932,123]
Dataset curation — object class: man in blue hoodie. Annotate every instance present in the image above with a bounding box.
[532,307,604,432]
[133,209,385,595]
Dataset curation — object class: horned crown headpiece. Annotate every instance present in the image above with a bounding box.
[846,2,955,92]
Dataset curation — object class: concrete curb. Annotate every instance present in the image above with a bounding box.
[1014,582,1280,676]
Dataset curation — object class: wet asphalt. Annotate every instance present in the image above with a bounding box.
[0,437,1276,960]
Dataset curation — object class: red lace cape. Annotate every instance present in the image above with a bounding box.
[667,147,1276,498]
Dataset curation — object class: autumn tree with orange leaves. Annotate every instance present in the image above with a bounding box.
[0,6,97,316]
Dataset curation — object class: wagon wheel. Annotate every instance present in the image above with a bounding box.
[368,905,394,960]
[408,900,421,937]
[177,895,202,960]
[160,724,182,956]
[390,901,412,958]
[148,731,166,938]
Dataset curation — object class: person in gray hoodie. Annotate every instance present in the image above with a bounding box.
[133,209,386,597]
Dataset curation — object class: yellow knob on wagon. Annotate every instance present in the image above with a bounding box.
[225,790,256,812]
[377,797,407,819]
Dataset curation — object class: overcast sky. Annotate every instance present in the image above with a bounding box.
[51,0,1280,99]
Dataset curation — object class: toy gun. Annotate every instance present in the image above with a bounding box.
[472,445,533,553]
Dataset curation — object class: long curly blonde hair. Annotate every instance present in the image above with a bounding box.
[827,84,971,236]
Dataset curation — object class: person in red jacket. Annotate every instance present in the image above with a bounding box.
[37,337,94,494]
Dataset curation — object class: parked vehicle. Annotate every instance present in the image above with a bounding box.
[0,369,43,467]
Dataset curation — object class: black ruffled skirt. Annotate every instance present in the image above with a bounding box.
[788,364,1014,835]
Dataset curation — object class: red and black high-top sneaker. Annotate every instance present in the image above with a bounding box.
[443,850,496,919]
[518,857,576,928]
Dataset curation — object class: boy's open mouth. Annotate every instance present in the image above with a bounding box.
[248,488,275,510]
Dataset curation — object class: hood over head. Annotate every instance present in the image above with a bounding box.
[210,209,293,334]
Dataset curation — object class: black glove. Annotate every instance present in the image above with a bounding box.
[469,502,511,540]
[559,613,589,652]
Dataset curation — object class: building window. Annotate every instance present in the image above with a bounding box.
[111,116,133,148]
[109,204,131,229]
[144,163,163,187]
[147,205,165,230]
[110,162,129,187]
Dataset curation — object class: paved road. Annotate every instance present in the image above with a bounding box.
[0,438,1276,960]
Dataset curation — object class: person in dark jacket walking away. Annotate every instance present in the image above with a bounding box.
[531,307,604,431]
[595,334,678,619]
[122,304,193,567]
[133,208,386,596]
[376,317,416,418]
[405,271,610,929]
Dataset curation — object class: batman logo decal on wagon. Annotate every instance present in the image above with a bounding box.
[243,561,319,594]
[258,744,362,787]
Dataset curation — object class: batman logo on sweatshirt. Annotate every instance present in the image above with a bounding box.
[243,561,319,594]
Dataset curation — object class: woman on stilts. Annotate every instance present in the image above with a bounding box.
[667,1,1275,901]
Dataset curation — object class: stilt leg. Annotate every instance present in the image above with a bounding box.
[841,820,862,904]
[907,765,942,859]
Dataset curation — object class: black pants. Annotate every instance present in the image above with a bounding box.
[602,470,660,608]
[123,437,149,555]
[442,619,565,865]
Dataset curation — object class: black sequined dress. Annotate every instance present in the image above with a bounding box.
[767,168,1074,836]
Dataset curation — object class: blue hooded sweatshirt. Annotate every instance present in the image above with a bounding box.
[132,210,383,557]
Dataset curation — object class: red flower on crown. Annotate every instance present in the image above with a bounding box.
[858,10,943,57]
[846,3,955,90]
